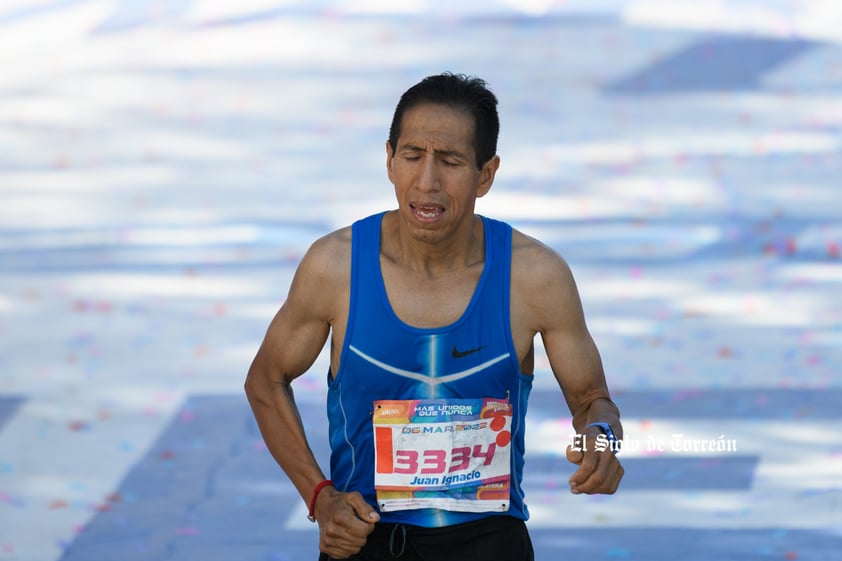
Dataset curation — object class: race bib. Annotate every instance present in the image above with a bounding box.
[372,398,512,513]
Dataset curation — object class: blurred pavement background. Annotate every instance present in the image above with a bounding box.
[1,1,841,560]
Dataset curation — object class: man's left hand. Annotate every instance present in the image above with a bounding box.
[566,429,624,494]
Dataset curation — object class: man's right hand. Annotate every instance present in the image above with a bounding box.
[315,488,380,559]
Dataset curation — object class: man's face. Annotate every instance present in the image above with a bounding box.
[386,103,499,245]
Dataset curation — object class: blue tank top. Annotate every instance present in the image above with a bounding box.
[327,212,533,528]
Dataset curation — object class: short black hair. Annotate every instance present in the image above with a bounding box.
[388,73,499,169]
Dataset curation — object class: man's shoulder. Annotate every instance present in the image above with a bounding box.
[310,225,353,255]
[509,227,576,292]
[296,226,352,283]
[510,227,568,269]
[304,210,387,269]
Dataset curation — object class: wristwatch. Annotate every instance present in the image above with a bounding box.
[585,422,619,454]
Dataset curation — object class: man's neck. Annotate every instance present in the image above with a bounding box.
[382,212,485,278]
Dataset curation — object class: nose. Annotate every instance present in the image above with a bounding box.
[416,155,440,193]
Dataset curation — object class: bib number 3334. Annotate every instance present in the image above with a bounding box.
[372,398,512,513]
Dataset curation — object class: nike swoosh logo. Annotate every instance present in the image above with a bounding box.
[451,345,486,359]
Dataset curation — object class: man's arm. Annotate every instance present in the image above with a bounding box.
[244,231,379,558]
[514,234,624,495]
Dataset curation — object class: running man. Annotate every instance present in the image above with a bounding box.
[245,73,624,561]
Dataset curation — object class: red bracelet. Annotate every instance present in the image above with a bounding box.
[307,480,333,522]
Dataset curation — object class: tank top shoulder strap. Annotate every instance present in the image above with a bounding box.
[479,215,512,299]
[351,211,385,283]
[344,212,387,355]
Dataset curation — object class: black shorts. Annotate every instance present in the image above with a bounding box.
[318,515,534,561]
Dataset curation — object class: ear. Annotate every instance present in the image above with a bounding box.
[385,141,395,183]
[476,155,500,198]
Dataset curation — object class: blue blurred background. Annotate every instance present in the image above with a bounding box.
[0,1,840,560]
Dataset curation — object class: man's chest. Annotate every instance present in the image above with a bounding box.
[329,254,536,375]
[379,264,483,329]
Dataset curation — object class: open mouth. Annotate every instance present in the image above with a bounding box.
[410,203,445,220]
